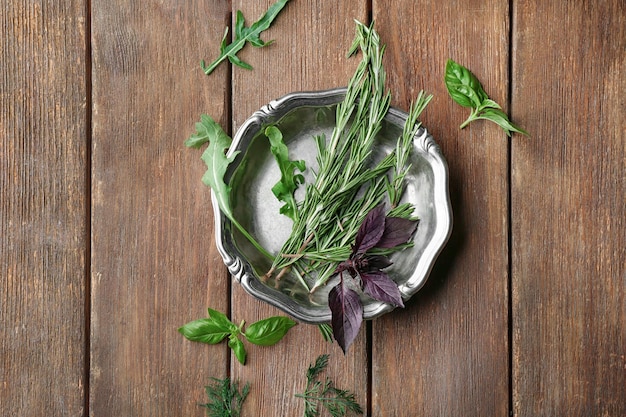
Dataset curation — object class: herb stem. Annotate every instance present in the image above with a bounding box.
[230,216,273,260]
[459,108,479,129]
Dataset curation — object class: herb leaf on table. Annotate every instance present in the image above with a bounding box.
[244,316,297,346]
[445,58,528,136]
[178,307,236,344]
[200,377,250,417]
[201,0,291,75]
[179,308,296,365]
[296,354,363,417]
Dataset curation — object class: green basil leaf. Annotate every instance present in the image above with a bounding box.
[478,98,502,111]
[178,318,230,344]
[207,308,238,333]
[244,316,297,346]
[477,108,529,137]
[444,59,486,108]
[228,334,247,365]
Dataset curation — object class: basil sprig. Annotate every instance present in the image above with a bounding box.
[179,308,296,365]
[445,59,528,136]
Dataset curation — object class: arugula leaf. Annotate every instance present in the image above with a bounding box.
[265,126,306,220]
[185,114,238,219]
[445,58,528,136]
[185,114,272,259]
[244,316,296,346]
[201,0,291,75]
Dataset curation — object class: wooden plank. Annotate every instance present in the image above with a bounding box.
[229,1,370,414]
[372,1,511,415]
[511,1,626,416]
[0,1,88,416]
[90,1,231,415]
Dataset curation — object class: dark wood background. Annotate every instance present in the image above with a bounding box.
[1,1,624,416]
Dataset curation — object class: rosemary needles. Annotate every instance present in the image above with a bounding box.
[265,21,431,295]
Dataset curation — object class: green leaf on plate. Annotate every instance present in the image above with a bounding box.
[265,126,306,220]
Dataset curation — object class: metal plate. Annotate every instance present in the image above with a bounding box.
[214,88,452,324]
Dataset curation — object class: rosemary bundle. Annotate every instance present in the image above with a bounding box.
[264,22,431,293]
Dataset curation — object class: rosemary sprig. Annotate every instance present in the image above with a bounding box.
[295,354,363,417]
[387,91,432,211]
[200,377,250,417]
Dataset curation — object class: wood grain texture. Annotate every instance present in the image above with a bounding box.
[0,1,88,416]
[3,1,625,415]
[229,1,370,415]
[372,0,510,415]
[90,1,231,415]
[511,1,626,416]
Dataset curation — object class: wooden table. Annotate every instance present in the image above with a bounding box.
[2,1,624,416]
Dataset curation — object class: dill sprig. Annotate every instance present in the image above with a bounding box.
[200,377,250,417]
[295,354,363,417]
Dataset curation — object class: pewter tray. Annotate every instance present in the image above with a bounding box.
[213,88,452,324]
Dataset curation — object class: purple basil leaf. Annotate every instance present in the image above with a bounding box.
[328,282,364,353]
[363,255,392,271]
[375,216,418,249]
[354,205,386,253]
[361,271,405,308]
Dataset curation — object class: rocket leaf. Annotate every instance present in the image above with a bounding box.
[185,114,272,259]
[265,126,306,220]
[185,114,238,220]
[201,0,291,75]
